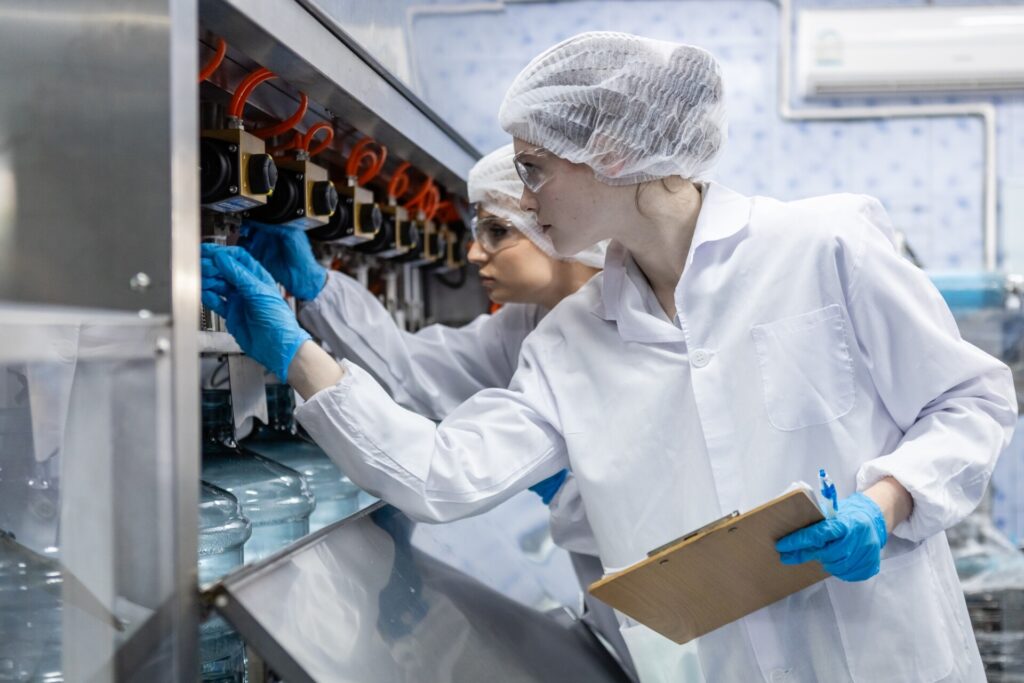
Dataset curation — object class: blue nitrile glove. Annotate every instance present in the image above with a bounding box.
[238,220,327,301]
[776,492,888,582]
[201,244,311,382]
[529,469,568,505]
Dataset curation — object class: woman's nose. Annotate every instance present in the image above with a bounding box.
[467,239,488,265]
[519,188,538,213]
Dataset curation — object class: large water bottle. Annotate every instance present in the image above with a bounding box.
[0,542,62,683]
[0,404,62,682]
[243,385,363,532]
[198,483,251,584]
[200,390,315,562]
[198,482,251,682]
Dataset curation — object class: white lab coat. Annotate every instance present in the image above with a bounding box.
[297,183,1015,682]
[298,271,599,556]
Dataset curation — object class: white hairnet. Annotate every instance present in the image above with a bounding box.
[498,32,727,186]
[468,144,606,268]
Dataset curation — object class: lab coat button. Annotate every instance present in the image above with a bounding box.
[691,349,711,368]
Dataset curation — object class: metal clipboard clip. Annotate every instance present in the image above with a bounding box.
[646,510,740,557]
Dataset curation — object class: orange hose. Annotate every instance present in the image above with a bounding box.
[229,67,274,118]
[364,144,388,184]
[434,200,458,224]
[252,92,309,140]
[235,70,275,114]
[353,151,379,184]
[422,186,441,222]
[404,178,434,212]
[198,38,227,83]
[388,162,412,200]
[346,138,389,186]
[346,138,376,177]
[304,123,334,156]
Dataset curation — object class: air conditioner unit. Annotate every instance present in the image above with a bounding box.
[797,6,1024,97]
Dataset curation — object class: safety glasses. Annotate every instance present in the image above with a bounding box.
[471,215,523,255]
[513,148,556,194]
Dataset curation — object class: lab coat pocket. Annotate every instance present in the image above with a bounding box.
[619,621,704,683]
[825,544,954,683]
[751,304,855,431]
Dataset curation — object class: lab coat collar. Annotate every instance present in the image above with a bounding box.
[687,182,753,266]
[596,183,752,343]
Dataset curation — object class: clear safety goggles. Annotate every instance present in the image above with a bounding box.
[470,215,523,255]
[513,148,556,194]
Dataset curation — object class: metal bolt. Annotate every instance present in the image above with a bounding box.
[227,145,238,153]
[155,337,170,355]
[228,185,238,194]
[214,594,229,609]
[130,272,151,292]
[296,174,304,181]
[295,208,305,216]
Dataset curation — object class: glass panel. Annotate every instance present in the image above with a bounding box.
[0,320,179,682]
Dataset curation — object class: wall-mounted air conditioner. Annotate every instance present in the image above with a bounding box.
[797,6,1024,97]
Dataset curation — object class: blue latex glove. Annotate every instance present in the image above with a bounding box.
[201,244,311,382]
[238,220,327,301]
[776,492,888,582]
[529,469,568,505]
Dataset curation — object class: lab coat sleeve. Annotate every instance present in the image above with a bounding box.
[298,271,529,420]
[548,475,601,556]
[843,197,1017,542]
[294,340,570,523]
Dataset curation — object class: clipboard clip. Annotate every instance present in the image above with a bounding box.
[646,510,740,557]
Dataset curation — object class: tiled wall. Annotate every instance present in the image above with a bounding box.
[409,0,1024,270]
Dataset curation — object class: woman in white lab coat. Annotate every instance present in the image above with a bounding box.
[204,32,1015,682]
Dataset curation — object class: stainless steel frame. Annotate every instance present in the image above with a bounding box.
[168,0,202,679]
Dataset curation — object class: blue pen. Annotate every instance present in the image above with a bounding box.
[819,468,838,518]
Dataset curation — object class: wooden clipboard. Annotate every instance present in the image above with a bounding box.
[588,489,829,645]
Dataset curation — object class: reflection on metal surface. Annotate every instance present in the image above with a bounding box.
[0,153,14,277]
[214,505,629,682]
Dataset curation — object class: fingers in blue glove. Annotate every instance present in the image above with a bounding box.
[776,492,887,582]
[202,244,278,288]
[776,518,848,554]
[210,249,276,294]
[201,290,227,317]
[202,275,232,296]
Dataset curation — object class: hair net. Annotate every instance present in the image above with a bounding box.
[468,144,606,268]
[498,32,727,186]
